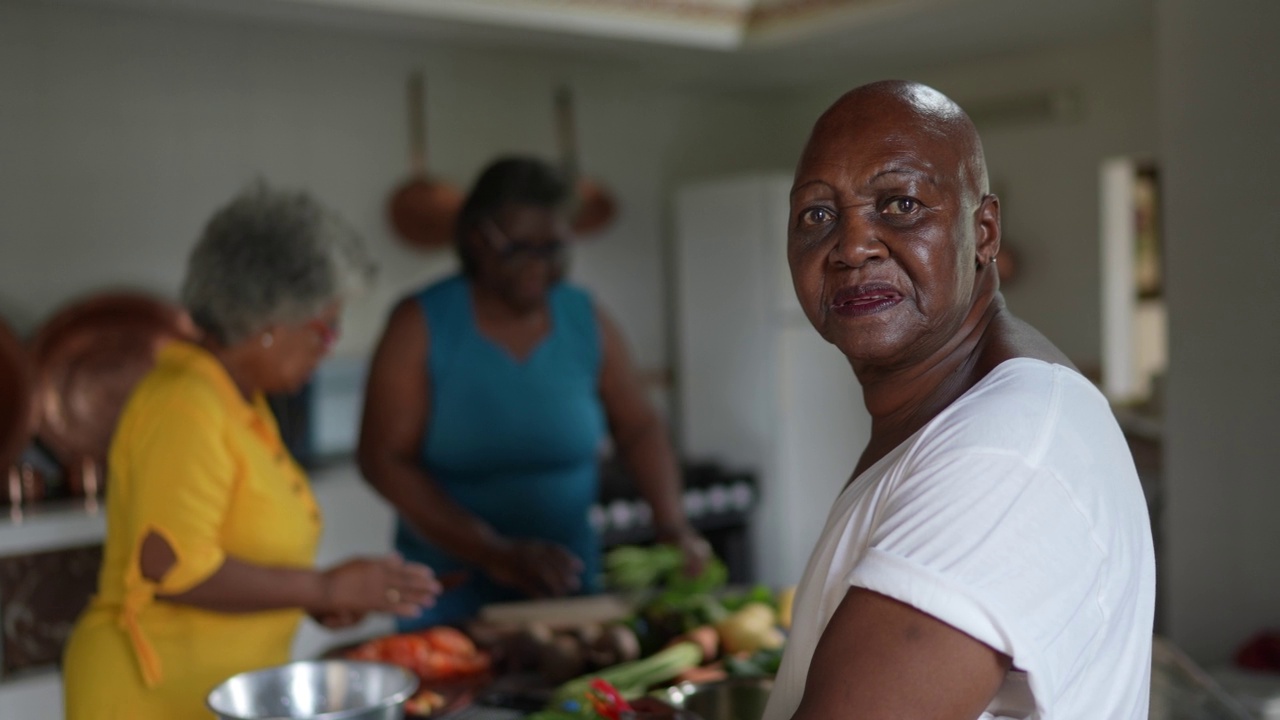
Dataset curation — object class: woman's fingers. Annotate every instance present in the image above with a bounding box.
[481,539,585,599]
[395,561,441,607]
[682,535,713,577]
[379,558,440,615]
[401,562,441,592]
[532,544,582,597]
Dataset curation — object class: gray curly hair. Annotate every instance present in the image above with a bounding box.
[180,182,376,346]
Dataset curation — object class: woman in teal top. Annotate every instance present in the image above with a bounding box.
[359,157,708,628]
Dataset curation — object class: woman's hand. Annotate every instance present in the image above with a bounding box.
[659,524,714,578]
[483,539,583,599]
[320,555,441,618]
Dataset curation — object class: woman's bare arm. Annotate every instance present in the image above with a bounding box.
[138,532,437,616]
[596,306,709,571]
[792,588,1008,720]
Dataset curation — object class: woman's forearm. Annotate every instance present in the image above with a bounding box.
[618,418,691,535]
[157,556,326,613]
[359,451,510,568]
[157,550,439,618]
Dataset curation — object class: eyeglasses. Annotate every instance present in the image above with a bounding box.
[480,220,569,267]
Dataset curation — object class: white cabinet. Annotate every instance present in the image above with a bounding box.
[673,175,871,588]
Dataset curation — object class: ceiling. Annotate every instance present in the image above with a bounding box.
[65,0,1153,88]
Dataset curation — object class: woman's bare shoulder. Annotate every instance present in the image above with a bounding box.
[982,309,1076,373]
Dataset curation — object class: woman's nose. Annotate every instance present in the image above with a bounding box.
[827,217,888,268]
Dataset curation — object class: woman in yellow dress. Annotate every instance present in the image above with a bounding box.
[63,184,441,720]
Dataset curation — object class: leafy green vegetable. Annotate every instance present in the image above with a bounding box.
[724,646,785,677]
[604,545,686,591]
[605,544,732,646]
[720,584,777,613]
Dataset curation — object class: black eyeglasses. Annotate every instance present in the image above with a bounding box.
[480,220,569,266]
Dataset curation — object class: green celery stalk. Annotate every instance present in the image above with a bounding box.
[552,641,704,704]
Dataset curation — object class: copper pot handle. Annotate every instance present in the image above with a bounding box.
[407,71,427,176]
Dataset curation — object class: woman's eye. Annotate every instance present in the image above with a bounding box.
[799,207,835,226]
[882,198,920,215]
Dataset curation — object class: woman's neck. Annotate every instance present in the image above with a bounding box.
[470,278,547,322]
[852,290,1007,474]
[199,335,258,402]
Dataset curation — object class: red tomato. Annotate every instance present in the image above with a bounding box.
[381,635,433,677]
[421,650,461,681]
[421,626,477,657]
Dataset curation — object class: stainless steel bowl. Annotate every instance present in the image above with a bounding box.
[207,660,419,720]
[658,677,774,720]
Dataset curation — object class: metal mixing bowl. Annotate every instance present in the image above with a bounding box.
[207,660,418,720]
[658,677,774,720]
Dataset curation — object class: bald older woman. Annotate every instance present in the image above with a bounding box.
[63,184,440,720]
[763,82,1155,719]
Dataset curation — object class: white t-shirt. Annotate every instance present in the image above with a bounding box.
[762,359,1156,720]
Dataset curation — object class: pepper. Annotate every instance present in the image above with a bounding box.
[586,678,633,720]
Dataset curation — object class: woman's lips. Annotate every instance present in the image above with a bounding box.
[831,284,904,317]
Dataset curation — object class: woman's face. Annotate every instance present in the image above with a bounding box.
[787,105,998,369]
[257,301,342,394]
[471,203,569,311]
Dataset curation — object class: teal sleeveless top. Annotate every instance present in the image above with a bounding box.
[394,275,608,628]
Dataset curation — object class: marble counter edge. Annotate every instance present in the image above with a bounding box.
[0,500,107,557]
[0,462,366,557]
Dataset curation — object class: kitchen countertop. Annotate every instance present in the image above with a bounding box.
[0,496,105,557]
[0,461,367,558]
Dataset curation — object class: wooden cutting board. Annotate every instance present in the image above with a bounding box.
[478,594,633,628]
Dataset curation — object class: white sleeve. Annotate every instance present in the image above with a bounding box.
[847,449,1108,702]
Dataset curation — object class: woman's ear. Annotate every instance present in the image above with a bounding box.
[975,193,1002,267]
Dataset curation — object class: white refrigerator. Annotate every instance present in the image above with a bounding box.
[673,174,872,588]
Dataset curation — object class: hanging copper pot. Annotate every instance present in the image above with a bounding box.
[387,72,463,249]
[554,85,617,236]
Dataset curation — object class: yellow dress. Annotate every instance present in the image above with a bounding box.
[63,341,322,720]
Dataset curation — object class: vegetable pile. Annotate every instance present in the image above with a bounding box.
[607,544,792,658]
[519,544,796,719]
[362,544,796,720]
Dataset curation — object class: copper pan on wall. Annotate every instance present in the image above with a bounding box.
[387,71,464,250]
[0,316,34,474]
[554,85,617,237]
[29,291,197,495]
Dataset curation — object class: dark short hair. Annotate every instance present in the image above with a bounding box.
[455,156,569,276]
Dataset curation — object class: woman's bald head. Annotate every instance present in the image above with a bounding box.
[803,80,990,208]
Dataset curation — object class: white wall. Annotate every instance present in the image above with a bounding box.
[0,0,793,379]
[769,32,1159,372]
[1158,0,1280,664]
